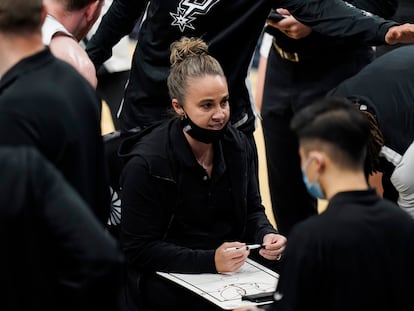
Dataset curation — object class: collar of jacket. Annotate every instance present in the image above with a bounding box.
[119,118,249,235]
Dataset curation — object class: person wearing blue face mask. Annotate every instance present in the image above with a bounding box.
[262,96,414,311]
[300,156,325,200]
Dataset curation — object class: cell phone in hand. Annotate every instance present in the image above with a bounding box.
[267,12,288,23]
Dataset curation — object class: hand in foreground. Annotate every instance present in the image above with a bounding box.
[266,8,312,39]
[385,23,414,45]
[259,233,287,261]
[215,242,250,273]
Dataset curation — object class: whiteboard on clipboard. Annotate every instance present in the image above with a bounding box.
[157,258,279,310]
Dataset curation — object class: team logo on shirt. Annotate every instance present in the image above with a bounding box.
[170,0,220,32]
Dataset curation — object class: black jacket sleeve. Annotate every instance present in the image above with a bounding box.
[348,0,398,19]
[276,0,399,45]
[86,0,149,68]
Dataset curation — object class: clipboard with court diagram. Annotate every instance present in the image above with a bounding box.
[157,258,279,310]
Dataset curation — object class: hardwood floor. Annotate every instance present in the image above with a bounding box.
[101,100,115,135]
[249,70,276,227]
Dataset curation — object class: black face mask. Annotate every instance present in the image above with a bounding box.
[180,116,227,144]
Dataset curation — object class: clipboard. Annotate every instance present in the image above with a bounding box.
[157,258,278,310]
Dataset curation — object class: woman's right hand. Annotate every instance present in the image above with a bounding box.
[215,242,250,273]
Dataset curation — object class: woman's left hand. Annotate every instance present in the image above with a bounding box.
[259,233,287,261]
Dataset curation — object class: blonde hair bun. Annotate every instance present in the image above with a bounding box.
[170,37,209,67]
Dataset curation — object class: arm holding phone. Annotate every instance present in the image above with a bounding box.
[266,9,313,39]
[267,12,289,23]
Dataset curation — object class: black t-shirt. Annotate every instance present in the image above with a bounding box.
[273,190,414,311]
[0,49,111,225]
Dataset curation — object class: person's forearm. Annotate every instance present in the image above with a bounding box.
[86,0,147,68]
[278,0,398,45]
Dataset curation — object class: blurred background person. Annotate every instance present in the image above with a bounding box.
[0,0,111,225]
[0,146,123,311]
[329,45,414,218]
[257,1,398,236]
[85,0,136,130]
[42,0,105,87]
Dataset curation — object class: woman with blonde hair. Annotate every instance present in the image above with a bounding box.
[119,37,286,311]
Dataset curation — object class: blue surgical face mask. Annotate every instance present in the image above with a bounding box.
[302,157,325,200]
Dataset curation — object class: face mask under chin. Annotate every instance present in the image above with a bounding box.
[180,116,227,144]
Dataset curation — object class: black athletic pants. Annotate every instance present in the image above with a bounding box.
[261,45,374,236]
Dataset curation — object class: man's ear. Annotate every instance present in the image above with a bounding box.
[85,0,102,22]
[41,6,47,26]
[309,151,325,172]
[172,99,185,117]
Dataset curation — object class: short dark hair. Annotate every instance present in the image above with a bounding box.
[291,96,370,169]
[0,0,43,34]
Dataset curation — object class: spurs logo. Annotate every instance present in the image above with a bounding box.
[170,0,220,32]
